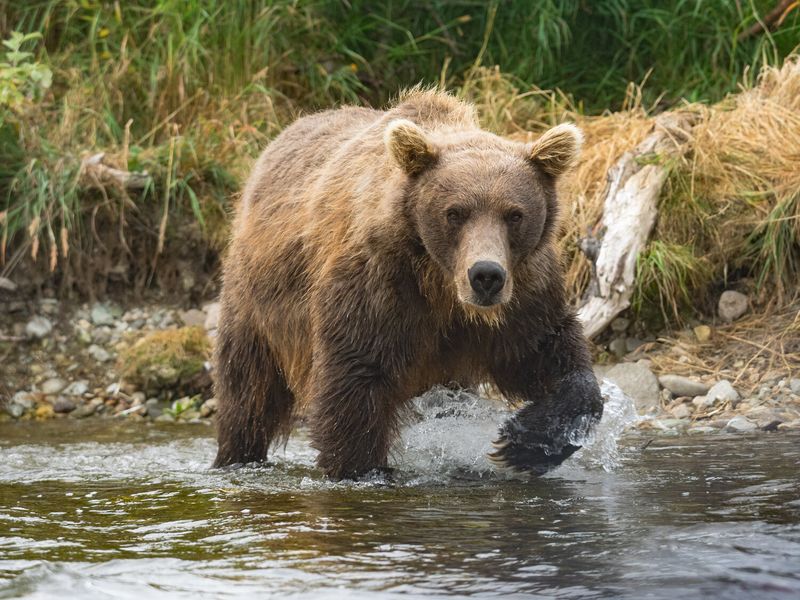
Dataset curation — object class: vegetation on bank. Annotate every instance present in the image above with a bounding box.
[1,1,799,328]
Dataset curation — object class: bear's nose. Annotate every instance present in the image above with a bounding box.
[468,261,506,299]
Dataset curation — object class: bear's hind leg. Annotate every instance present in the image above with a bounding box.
[213,319,294,468]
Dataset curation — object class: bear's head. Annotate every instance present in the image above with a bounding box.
[385,119,582,322]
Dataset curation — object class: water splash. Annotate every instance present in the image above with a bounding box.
[394,380,638,479]
[569,379,640,471]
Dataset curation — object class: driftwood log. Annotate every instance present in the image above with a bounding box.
[80,153,151,190]
[577,113,696,340]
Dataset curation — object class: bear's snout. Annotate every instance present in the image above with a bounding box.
[468,261,506,304]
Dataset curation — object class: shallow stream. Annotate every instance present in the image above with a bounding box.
[1,384,799,599]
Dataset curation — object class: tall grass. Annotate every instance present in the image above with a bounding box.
[1,0,799,310]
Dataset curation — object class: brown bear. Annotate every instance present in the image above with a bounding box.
[213,89,603,479]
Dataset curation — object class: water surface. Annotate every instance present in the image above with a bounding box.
[1,387,799,599]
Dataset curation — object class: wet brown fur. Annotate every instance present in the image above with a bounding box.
[213,89,602,478]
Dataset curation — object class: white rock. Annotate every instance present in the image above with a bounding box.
[658,374,710,397]
[11,391,36,410]
[25,316,53,339]
[203,301,221,331]
[725,416,758,432]
[90,303,115,326]
[63,380,90,396]
[88,344,112,362]
[718,290,748,322]
[0,276,17,291]
[706,380,740,405]
[604,362,660,414]
[40,378,67,395]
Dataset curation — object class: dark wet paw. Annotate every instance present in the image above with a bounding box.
[487,436,580,476]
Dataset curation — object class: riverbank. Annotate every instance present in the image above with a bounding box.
[3,295,798,436]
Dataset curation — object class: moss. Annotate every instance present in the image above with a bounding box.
[118,327,211,394]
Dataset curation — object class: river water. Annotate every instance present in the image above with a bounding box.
[1,384,799,599]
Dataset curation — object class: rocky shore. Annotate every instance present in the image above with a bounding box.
[2,297,799,435]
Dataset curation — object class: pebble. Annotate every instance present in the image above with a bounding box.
[204,302,220,331]
[658,374,710,397]
[11,391,36,410]
[706,380,740,405]
[72,403,97,418]
[5,402,24,418]
[725,415,757,432]
[790,379,800,396]
[25,316,53,339]
[90,303,115,326]
[53,397,77,414]
[88,344,112,362]
[670,403,693,419]
[718,290,748,322]
[609,337,627,358]
[41,378,67,395]
[63,380,89,396]
[0,276,17,291]
[200,397,218,418]
[693,325,711,342]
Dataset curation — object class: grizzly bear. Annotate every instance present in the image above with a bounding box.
[213,89,603,479]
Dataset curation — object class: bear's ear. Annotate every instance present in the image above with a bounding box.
[385,119,438,175]
[527,123,583,177]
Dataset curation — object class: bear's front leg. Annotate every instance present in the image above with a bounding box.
[308,356,403,480]
[307,262,417,480]
[489,315,603,475]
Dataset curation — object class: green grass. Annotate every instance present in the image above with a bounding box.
[1,0,799,318]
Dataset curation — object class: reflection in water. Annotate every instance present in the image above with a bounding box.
[0,386,799,599]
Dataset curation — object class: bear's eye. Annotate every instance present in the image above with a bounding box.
[507,211,524,224]
[446,208,466,226]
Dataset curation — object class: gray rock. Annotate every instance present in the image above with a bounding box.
[88,344,112,363]
[725,416,758,432]
[658,374,711,397]
[706,380,740,405]
[718,290,748,322]
[11,391,36,410]
[40,377,67,395]
[790,378,800,396]
[0,276,17,291]
[63,380,89,396]
[670,403,693,419]
[609,337,627,358]
[90,303,115,326]
[5,402,24,418]
[179,309,206,328]
[52,397,76,414]
[25,316,53,339]
[72,403,97,418]
[605,362,661,414]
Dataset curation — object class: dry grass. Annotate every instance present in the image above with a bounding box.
[646,301,800,396]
